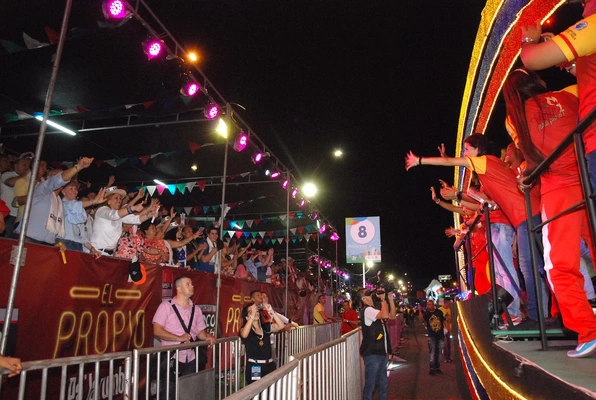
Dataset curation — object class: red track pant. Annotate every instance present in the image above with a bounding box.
[542,185,596,343]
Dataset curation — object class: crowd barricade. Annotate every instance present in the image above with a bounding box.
[226,328,362,400]
[0,323,345,399]
[273,322,341,367]
[131,336,242,400]
[0,351,132,400]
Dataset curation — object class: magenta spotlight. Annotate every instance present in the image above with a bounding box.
[330,233,340,241]
[319,224,327,234]
[312,212,318,220]
[233,132,248,152]
[291,188,298,198]
[183,82,199,97]
[270,171,281,179]
[145,40,163,60]
[252,152,263,164]
[299,199,306,207]
[105,0,126,19]
[282,179,289,189]
[204,104,219,119]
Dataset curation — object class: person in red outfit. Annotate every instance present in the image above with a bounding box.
[340,299,359,335]
[503,68,596,358]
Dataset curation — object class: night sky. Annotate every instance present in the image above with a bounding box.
[145,0,487,288]
[9,1,578,290]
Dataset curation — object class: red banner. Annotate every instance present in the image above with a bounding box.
[0,239,300,362]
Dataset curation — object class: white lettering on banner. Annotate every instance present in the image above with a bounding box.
[67,365,126,400]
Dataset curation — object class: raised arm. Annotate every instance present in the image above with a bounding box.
[405,151,470,171]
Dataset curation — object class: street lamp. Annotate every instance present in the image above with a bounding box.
[334,149,343,157]
[303,182,318,198]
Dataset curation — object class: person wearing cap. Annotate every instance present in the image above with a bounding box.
[1,155,31,237]
[356,288,396,400]
[15,158,93,245]
[88,187,158,256]
[57,182,105,254]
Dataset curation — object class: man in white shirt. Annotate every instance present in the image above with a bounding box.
[88,187,159,256]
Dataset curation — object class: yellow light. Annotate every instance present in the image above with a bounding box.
[398,280,403,285]
[191,164,198,171]
[188,52,198,62]
[366,261,374,268]
[333,149,343,157]
[216,118,228,138]
[303,182,318,198]
[388,274,394,281]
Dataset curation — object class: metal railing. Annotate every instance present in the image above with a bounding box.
[273,322,341,367]
[132,336,242,400]
[1,351,132,400]
[1,323,342,399]
[225,328,362,400]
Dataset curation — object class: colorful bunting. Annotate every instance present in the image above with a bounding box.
[188,141,202,154]
[196,180,207,191]
[146,185,156,196]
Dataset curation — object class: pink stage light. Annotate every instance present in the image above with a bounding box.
[253,152,263,163]
[145,40,163,60]
[299,199,306,207]
[330,233,340,241]
[319,224,326,234]
[233,132,248,152]
[105,0,126,19]
[204,104,219,119]
[270,171,281,179]
[183,82,199,97]
[291,188,298,198]
[282,179,289,189]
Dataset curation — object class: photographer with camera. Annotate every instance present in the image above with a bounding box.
[197,226,224,272]
[356,287,396,400]
[240,290,286,384]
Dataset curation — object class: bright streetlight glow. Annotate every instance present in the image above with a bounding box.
[388,274,394,281]
[398,280,403,285]
[333,149,343,157]
[188,52,198,62]
[191,164,198,171]
[216,118,228,138]
[366,261,374,269]
[303,182,318,198]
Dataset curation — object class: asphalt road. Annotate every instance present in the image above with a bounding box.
[385,321,464,400]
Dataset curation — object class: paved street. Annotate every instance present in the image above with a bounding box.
[385,321,464,400]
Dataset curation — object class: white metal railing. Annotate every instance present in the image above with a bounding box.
[0,323,344,400]
[273,322,341,367]
[0,351,132,400]
[132,336,242,400]
[227,328,363,400]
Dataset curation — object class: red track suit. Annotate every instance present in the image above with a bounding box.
[525,86,596,343]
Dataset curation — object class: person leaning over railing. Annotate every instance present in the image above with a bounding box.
[406,136,545,324]
[356,287,396,400]
[503,68,596,358]
[406,140,525,324]
[240,296,286,385]
[520,0,596,190]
